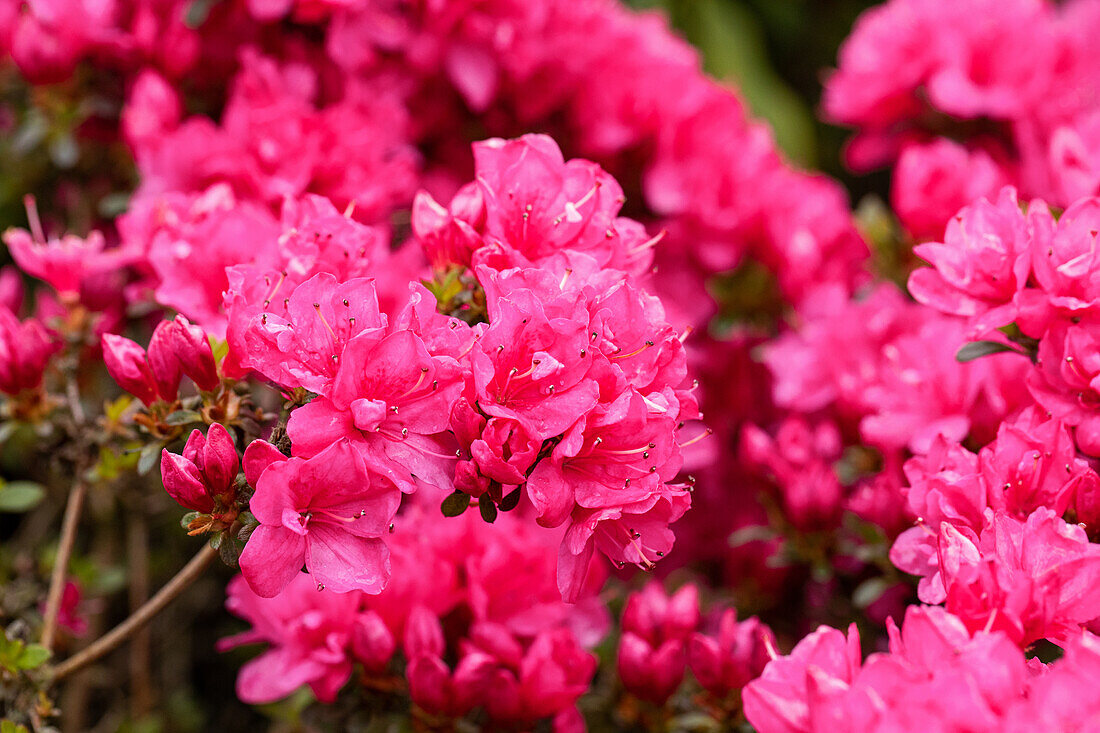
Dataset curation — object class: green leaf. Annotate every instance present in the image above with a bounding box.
[479,499,498,524]
[137,443,161,476]
[0,482,46,513]
[440,491,470,517]
[956,340,1018,362]
[180,511,201,530]
[218,536,242,568]
[728,524,777,547]
[16,644,50,670]
[164,410,202,426]
[852,577,891,609]
[104,395,134,422]
[499,487,521,512]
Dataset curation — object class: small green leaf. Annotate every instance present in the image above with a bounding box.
[956,340,1018,362]
[499,487,522,512]
[441,491,471,517]
[137,444,161,476]
[728,524,777,547]
[180,511,201,530]
[853,577,891,609]
[164,410,202,426]
[0,482,46,513]
[479,499,498,524]
[16,644,50,670]
[104,395,134,422]
[218,536,242,568]
[209,532,223,550]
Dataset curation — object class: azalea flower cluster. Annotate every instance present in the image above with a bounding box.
[745,605,1100,732]
[9,0,1100,729]
[220,503,610,729]
[826,0,1100,239]
[741,184,1100,728]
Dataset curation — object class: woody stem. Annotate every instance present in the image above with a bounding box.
[51,543,218,682]
[40,479,87,651]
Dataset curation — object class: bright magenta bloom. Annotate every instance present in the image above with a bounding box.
[219,573,363,704]
[287,328,465,493]
[239,439,400,597]
[0,306,60,396]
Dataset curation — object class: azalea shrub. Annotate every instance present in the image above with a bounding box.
[4,0,1100,731]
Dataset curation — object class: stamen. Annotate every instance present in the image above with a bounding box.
[313,303,338,342]
[679,427,713,448]
[263,271,288,308]
[23,195,45,243]
[394,367,429,401]
[611,341,655,360]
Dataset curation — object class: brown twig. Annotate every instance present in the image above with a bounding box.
[40,479,88,651]
[51,543,218,682]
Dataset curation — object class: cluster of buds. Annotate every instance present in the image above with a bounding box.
[102,316,234,437]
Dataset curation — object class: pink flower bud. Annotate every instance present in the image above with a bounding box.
[161,449,214,513]
[0,266,24,314]
[146,320,183,401]
[404,606,445,659]
[170,316,219,391]
[352,610,395,674]
[689,610,775,696]
[406,655,456,715]
[622,581,699,643]
[196,423,239,495]
[102,333,159,405]
[163,426,238,512]
[618,632,685,704]
[1078,469,1100,531]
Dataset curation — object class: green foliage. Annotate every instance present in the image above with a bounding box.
[0,632,50,675]
[0,482,45,513]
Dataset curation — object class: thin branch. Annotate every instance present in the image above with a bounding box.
[51,543,218,682]
[40,479,87,651]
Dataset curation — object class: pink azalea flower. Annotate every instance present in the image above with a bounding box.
[558,488,690,603]
[908,186,1033,333]
[3,227,112,300]
[471,288,599,443]
[471,134,655,276]
[938,508,1100,646]
[229,273,386,396]
[219,573,362,704]
[892,139,1012,241]
[527,390,683,529]
[286,327,465,493]
[129,184,283,337]
[0,306,60,396]
[238,439,400,597]
[1027,318,1100,455]
[743,622,862,733]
